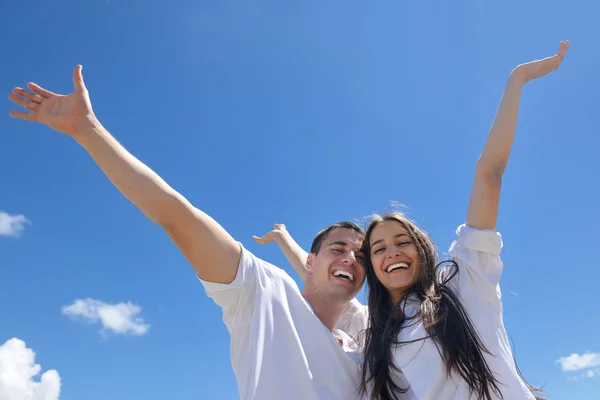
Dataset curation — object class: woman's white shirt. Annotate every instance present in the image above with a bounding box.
[390,224,535,400]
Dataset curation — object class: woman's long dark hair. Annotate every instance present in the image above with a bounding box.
[358,213,544,400]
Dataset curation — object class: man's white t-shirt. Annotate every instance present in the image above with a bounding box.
[388,225,535,399]
[199,243,365,400]
[335,297,369,343]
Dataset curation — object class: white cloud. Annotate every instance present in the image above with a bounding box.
[0,338,61,400]
[586,370,595,378]
[61,298,150,337]
[566,368,600,381]
[0,211,29,237]
[557,352,600,372]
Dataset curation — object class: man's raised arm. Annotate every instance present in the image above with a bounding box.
[253,224,308,280]
[8,65,240,283]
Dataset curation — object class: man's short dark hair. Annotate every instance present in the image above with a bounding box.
[310,222,364,254]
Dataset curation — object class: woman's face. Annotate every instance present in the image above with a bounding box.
[368,220,421,303]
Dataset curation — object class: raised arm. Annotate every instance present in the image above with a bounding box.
[8,66,240,284]
[253,224,309,280]
[466,41,569,230]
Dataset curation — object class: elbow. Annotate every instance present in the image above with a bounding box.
[153,192,194,230]
[474,160,505,183]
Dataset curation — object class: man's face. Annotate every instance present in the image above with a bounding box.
[306,228,366,304]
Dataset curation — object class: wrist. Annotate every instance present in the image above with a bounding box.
[508,68,527,87]
[71,116,104,147]
[273,230,290,244]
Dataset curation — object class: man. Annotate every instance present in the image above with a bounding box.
[7,66,372,399]
[253,224,368,338]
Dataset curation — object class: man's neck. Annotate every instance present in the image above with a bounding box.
[301,289,344,332]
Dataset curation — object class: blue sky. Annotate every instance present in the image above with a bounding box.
[1,0,599,399]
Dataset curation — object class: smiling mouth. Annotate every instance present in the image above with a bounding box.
[332,270,355,282]
[386,262,410,273]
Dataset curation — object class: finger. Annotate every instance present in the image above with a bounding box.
[27,82,55,98]
[9,110,37,122]
[558,40,569,58]
[252,235,266,244]
[8,93,38,111]
[73,65,87,92]
[12,87,43,104]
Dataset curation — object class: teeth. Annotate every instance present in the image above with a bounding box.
[386,263,409,273]
[333,270,354,282]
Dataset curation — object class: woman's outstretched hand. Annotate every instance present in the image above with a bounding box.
[512,40,569,84]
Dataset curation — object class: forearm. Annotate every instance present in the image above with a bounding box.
[466,73,526,231]
[467,40,568,231]
[476,72,525,175]
[73,119,240,283]
[274,231,309,280]
[73,119,186,226]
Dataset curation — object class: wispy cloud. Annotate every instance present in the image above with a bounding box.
[62,298,150,337]
[557,352,600,372]
[557,351,600,382]
[586,370,597,378]
[0,211,29,237]
[566,368,600,381]
[0,338,61,400]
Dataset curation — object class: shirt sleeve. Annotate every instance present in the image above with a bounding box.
[198,243,277,329]
[446,224,504,306]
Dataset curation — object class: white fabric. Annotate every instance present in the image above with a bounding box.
[335,298,369,343]
[337,300,416,399]
[389,224,535,399]
[199,244,364,400]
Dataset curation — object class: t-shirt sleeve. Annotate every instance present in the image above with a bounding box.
[335,298,369,340]
[198,243,277,329]
[446,224,504,306]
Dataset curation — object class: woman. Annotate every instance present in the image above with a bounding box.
[359,41,569,400]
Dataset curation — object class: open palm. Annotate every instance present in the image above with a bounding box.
[253,224,288,245]
[514,40,570,83]
[8,65,95,136]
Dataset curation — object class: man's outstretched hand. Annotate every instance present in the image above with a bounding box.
[8,65,96,137]
[253,224,288,245]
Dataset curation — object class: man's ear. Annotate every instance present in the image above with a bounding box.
[306,253,315,272]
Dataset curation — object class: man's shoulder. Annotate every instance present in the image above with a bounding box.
[241,245,302,292]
